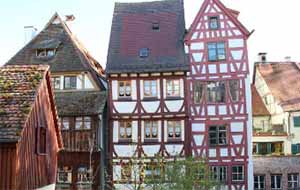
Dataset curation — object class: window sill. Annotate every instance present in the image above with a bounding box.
[117,97,132,101]
[144,139,159,143]
[143,97,159,101]
[119,139,133,143]
[165,96,181,100]
[167,138,182,143]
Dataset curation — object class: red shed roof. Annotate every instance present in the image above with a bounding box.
[256,62,300,112]
[0,65,62,146]
[251,85,270,116]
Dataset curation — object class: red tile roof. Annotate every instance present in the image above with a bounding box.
[0,65,49,142]
[251,84,270,116]
[256,62,300,112]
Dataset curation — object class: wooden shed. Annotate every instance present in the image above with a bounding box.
[0,65,63,189]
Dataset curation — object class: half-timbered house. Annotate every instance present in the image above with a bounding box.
[106,0,189,189]
[0,65,63,190]
[185,0,253,189]
[6,13,107,190]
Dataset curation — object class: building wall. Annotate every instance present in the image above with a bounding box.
[253,156,300,190]
[16,78,59,189]
[109,74,187,189]
[0,144,17,189]
[185,0,252,189]
[253,116,271,132]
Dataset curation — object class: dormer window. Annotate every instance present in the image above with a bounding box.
[152,22,160,31]
[139,48,149,58]
[36,49,56,58]
[209,16,219,29]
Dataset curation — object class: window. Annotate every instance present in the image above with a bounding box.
[64,76,77,90]
[57,166,72,183]
[293,116,300,127]
[61,117,70,130]
[166,80,180,97]
[232,166,244,182]
[207,82,225,103]
[229,80,240,102]
[118,81,131,98]
[119,121,132,140]
[75,117,91,130]
[271,175,282,189]
[292,144,300,155]
[145,163,161,178]
[253,142,283,155]
[37,126,47,154]
[254,175,265,190]
[144,121,158,139]
[210,166,227,182]
[208,42,226,61]
[152,22,160,31]
[209,125,227,146]
[36,49,56,58]
[121,163,132,180]
[77,166,92,183]
[194,82,204,103]
[209,16,219,29]
[288,174,299,190]
[51,77,61,90]
[144,80,157,97]
[139,48,149,58]
[167,121,181,140]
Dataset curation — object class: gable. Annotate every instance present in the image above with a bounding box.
[185,0,250,42]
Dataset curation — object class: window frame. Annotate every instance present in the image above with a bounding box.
[288,173,299,190]
[51,76,61,90]
[37,126,47,155]
[64,76,77,90]
[139,48,150,58]
[36,49,56,58]
[60,117,70,130]
[209,16,219,30]
[229,80,240,102]
[57,166,72,184]
[167,120,182,140]
[271,174,282,190]
[209,125,227,146]
[143,80,158,98]
[144,121,159,140]
[119,121,132,141]
[254,175,265,190]
[166,79,181,98]
[206,81,226,103]
[207,42,226,62]
[232,165,244,182]
[210,166,227,183]
[75,116,92,130]
[193,81,204,104]
[118,80,131,98]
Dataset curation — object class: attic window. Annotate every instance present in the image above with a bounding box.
[139,48,149,58]
[209,16,219,29]
[152,22,160,31]
[36,49,56,58]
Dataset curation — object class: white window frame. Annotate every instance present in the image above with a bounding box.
[232,165,244,182]
[271,174,282,190]
[288,173,299,190]
[254,175,265,190]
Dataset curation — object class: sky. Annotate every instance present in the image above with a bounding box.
[1,0,300,74]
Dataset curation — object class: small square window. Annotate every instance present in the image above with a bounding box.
[139,48,149,58]
[209,16,219,29]
[167,121,182,140]
[152,22,160,31]
[208,42,226,61]
[232,165,244,182]
[210,166,227,182]
[145,121,158,139]
[64,76,77,90]
[288,174,299,189]
[51,77,61,90]
[118,81,131,98]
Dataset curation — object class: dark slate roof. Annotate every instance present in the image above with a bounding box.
[6,13,106,88]
[55,91,107,116]
[256,62,300,111]
[106,0,189,74]
[251,85,270,116]
[0,65,47,142]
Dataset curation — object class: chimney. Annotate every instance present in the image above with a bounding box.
[65,15,75,22]
[24,26,37,44]
[284,56,292,62]
[258,52,267,63]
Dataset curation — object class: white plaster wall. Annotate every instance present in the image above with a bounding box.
[143,145,161,157]
[228,39,244,48]
[114,102,136,113]
[180,79,184,98]
[132,121,138,142]
[231,122,244,132]
[76,75,83,89]
[113,165,121,181]
[112,80,118,100]
[165,100,184,112]
[131,80,137,100]
[113,121,118,143]
[84,74,95,89]
[141,101,160,113]
[192,123,205,132]
[114,145,137,157]
[165,145,183,156]
[253,116,271,131]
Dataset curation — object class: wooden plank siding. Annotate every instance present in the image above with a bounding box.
[0,144,17,189]
[15,78,60,189]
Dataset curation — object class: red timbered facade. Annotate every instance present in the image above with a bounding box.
[185,0,253,189]
[106,1,189,189]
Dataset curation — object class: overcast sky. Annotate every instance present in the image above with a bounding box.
[1,0,300,74]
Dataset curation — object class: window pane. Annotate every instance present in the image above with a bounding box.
[62,118,69,130]
[75,117,83,129]
[64,76,77,89]
[229,80,239,102]
[209,17,219,29]
[194,82,203,103]
[84,117,91,129]
[294,116,300,127]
